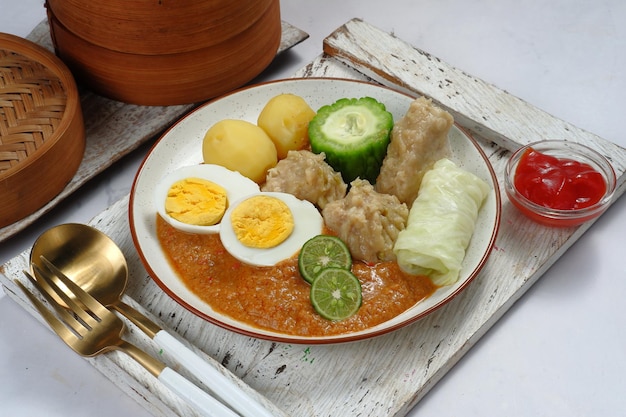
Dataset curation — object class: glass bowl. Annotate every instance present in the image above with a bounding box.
[504,140,616,227]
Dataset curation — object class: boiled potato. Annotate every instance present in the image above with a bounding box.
[257,94,316,159]
[202,119,277,184]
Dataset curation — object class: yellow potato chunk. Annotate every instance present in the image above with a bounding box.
[257,94,316,159]
[230,195,294,248]
[165,177,227,226]
[202,119,277,184]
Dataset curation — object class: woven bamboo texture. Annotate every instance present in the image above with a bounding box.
[0,48,68,173]
[0,33,84,228]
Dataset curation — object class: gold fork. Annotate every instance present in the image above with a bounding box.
[16,266,239,417]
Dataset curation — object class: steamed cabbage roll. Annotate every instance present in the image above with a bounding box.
[393,158,489,286]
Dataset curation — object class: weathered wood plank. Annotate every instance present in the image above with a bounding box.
[2,19,626,417]
[323,19,626,175]
[0,20,309,243]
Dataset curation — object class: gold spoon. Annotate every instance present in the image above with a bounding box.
[30,223,274,417]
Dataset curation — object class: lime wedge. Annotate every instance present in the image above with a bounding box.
[298,235,352,284]
[310,268,362,321]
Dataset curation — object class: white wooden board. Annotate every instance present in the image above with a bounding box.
[2,19,625,417]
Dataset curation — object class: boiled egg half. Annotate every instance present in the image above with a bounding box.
[219,192,324,266]
[154,164,260,234]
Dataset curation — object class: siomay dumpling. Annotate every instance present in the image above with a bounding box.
[393,158,490,286]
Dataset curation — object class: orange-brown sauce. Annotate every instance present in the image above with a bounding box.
[156,216,436,336]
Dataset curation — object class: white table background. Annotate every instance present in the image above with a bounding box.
[1,1,625,416]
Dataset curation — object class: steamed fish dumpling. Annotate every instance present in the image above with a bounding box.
[375,97,453,208]
[393,158,489,286]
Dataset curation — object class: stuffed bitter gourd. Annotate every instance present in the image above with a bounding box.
[308,97,393,183]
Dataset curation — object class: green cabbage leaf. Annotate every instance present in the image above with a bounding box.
[393,158,489,286]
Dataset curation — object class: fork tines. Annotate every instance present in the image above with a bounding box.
[20,255,109,339]
[18,270,86,340]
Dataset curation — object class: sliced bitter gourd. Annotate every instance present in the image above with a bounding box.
[308,97,393,184]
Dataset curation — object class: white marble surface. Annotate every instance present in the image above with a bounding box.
[1,0,625,416]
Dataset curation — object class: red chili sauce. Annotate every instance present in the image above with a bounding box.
[514,148,606,210]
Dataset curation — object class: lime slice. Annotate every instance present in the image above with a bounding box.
[310,268,362,321]
[298,235,352,284]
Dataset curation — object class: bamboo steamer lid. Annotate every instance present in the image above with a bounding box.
[45,0,282,106]
[0,33,85,228]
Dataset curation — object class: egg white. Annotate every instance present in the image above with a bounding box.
[154,164,260,234]
[219,192,324,267]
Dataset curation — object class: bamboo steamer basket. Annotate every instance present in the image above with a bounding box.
[45,0,274,55]
[45,0,282,106]
[0,33,85,228]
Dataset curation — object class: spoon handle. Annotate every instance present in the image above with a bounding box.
[158,366,240,417]
[116,300,275,416]
[154,330,276,417]
[120,340,238,417]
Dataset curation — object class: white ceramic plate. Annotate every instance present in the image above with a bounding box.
[129,78,501,344]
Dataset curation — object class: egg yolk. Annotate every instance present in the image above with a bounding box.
[230,195,294,248]
[165,177,227,226]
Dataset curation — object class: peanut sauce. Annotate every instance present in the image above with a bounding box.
[156,216,436,336]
